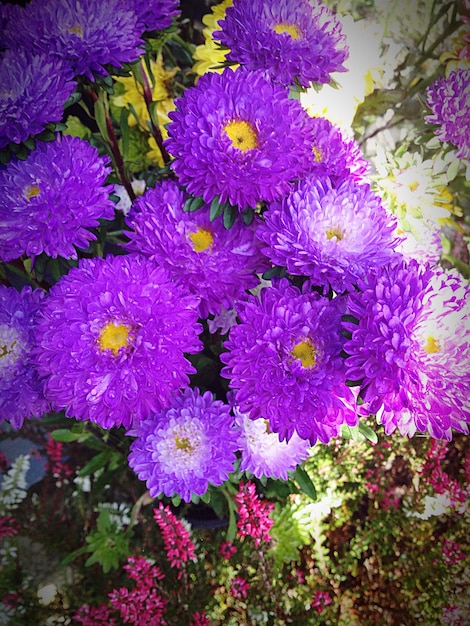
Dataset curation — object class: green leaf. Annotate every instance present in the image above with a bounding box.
[262,266,287,280]
[293,466,317,501]
[226,500,237,542]
[183,195,205,213]
[94,91,110,143]
[209,195,224,221]
[241,207,254,226]
[223,203,237,229]
[120,106,130,160]
[77,450,113,477]
[171,494,181,507]
[446,158,460,182]
[51,429,83,443]
[358,422,378,444]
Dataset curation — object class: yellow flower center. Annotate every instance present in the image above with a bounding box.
[0,340,16,358]
[69,25,83,36]
[175,435,194,452]
[312,146,323,163]
[291,339,317,368]
[98,322,131,355]
[273,23,301,39]
[326,226,344,241]
[424,335,441,354]
[223,119,259,152]
[408,181,419,192]
[25,184,40,200]
[189,227,214,252]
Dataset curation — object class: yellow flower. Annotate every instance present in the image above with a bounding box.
[192,0,237,79]
[112,55,177,131]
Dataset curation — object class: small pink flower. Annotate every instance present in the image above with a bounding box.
[219,541,237,560]
[153,503,197,577]
[190,610,211,625]
[311,590,333,614]
[235,481,274,546]
[73,603,117,625]
[230,576,250,599]
[442,539,467,566]
[0,515,18,539]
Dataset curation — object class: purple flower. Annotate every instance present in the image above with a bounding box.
[165,67,314,209]
[34,254,202,430]
[305,116,370,185]
[0,48,75,150]
[221,280,358,445]
[0,135,115,262]
[125,180,268,317]
[2,0,144,80]
[343,260,470,440]
[234,406,310,480]
[133,0,180,32]
[128,387,239,502]
[0,285,49,429]
[214,0,348,88]
[426,69,470,160]
[258,177,400,293]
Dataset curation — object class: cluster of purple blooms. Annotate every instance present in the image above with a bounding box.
[1,0,469,503]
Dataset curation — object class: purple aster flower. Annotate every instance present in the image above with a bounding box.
[124,180,268,317]
[128,387,239,502]
[305,116,370,186]
[257,177,400,293]
[2,0,144,81]
[234,406,310,480]
[34,254,202,430]
[426,69,470,160]
[221,280,358,445]
[343,260,470,440]
[0,48,75,150]
[214,0,348,88]
[165,67,314,209]
[0,285,49,429]
[133,0,180,32]
[0,135,115,262]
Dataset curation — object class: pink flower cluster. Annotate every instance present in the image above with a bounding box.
[235,481,274,546]
[109,556,167,625]
[420,440,468,508]
[0,515,18,539]
[45,435,73,481]
[219,540,237,560]
[230,575,250,599]
[441,539,467,567]
[73,603,117,625]
[153,503,197,577]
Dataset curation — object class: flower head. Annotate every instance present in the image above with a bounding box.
[344,260,470,440]
[192,0,234,78]
[2,0,144,80]
[34,254,202,429]
[426,69,470,159]
[125,179,268,317]
[235,480,274,545]
[165,67,314,209]
[128,388,238,502]
[221,280,358,444]
[258,177,399,293]
[153,503,197,575]
[0,135,115,262]
[235,407,310,480]
[133,0,180,32]
[0,48,75,149]
[0,285,49,429]
[214,0,348,88]
[305,116,370,185]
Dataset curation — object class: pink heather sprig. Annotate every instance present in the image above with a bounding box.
[311,590,333,614]
[108,556,168,625]
[0,515,18,539]
[442,604,465,626]
[153,503,197,577]
[190,610,211,626]
[420,440,467,507]
[230,575,250,599]
[73,603,117,625]
[441,539,467,567]
[235,481,274,546]
[45,435,73,480]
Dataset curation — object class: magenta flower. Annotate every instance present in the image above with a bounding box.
[165,67,314,209]
[34,254,202,429]
[128,388,238,502]
[344,260,470,440]
[230,576,251,599]
[215,0,348,87]
[426,69,470,159]
[125,179,268,317]
[0,134,115,262]
[221,280,358,444]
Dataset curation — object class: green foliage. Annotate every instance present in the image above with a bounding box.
[84,509,131,573]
